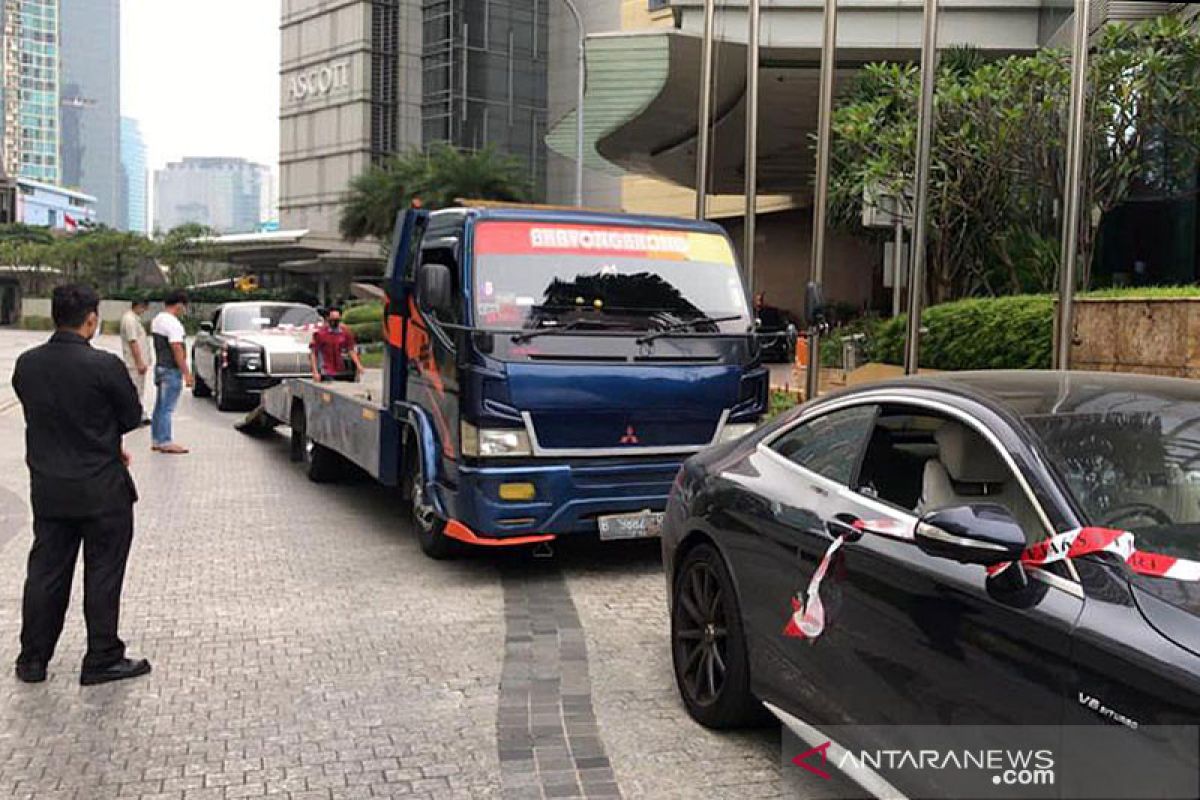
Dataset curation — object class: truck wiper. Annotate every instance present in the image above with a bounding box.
[635,315,746,345]
[510,318,632,343]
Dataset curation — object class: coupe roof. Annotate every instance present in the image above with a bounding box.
[904,370,1200,418]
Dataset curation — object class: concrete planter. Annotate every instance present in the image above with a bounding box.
[1071,297,1200,378]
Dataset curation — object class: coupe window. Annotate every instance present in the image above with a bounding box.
[855,407,1045,542]
[221,305,319,332]
[771,406,877,485]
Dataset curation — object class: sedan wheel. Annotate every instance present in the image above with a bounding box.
[671,544,767,728]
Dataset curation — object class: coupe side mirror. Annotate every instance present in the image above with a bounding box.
[804,281,826,328]
[417,262,454,317]
[914,504,1027,567]
[199,321,214,334]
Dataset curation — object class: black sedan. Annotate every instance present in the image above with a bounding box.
[192,301,321,410]
[663,371,1200,797]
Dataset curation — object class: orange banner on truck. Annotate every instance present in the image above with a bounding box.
[474,221,735,265]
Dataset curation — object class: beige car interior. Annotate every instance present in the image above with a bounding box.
[917,421,1045,541]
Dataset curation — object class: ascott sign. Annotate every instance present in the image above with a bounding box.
[287,60,351,103]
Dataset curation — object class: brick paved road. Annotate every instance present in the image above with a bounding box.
[0,329,780,800]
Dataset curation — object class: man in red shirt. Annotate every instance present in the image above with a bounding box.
[309,307,364,382]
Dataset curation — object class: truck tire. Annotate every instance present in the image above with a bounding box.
[408,455,457,560]
[290,402,345,482]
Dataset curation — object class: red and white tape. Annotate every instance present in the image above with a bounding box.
[990,526,1200,581]
[785,523,1200,642]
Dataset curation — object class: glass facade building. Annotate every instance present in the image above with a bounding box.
[13,0,58,183]
[60,0,121,225]
[120,116,147,234]
[421,0,549,196]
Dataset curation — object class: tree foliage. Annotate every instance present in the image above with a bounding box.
[828,16,1200,302]
[340,143,531,244]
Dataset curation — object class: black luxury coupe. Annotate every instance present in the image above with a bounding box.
[663,371,1200,797]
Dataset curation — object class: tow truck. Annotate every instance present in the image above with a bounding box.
[241,203,768,558]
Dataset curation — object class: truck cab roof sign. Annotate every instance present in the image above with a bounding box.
[474,221,735,265]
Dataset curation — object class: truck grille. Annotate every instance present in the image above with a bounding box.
[267,352,310,376]
[531,412,718,450]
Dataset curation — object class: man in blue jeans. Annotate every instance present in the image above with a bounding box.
[149,291,193,454]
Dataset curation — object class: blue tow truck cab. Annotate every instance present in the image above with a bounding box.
[254,204,768,558]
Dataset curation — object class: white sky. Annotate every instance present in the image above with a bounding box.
[121,0,281,173]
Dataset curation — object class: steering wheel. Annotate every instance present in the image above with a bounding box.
[1099,502,1174,528]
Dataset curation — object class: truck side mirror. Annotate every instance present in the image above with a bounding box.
[199,321,214,334]
[417,262,453,318]
[804,282,825,328]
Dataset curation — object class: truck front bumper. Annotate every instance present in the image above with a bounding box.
[445,458,684,540]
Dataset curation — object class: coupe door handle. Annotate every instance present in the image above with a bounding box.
[827,514,864,543]
[810,485,830,498]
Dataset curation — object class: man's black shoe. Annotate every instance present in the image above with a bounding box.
[15,662,46,683]
[80,657,151,686]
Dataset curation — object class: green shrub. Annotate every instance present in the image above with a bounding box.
[819,315,886,367]
[343,302,383,325]
[872,294,1054,370]
[18,315,54,331]
[348,320,382,345]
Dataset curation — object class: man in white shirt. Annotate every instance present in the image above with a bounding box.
[119,301,152,425]
[149,291,194,454]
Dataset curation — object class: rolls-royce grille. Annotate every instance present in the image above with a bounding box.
[267,352,310,376]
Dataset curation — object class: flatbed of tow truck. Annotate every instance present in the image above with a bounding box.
[243,370,406,486]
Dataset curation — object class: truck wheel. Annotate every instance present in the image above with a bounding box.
[306,442,345,483]
[290,403,344,482]
[409,457,457,560]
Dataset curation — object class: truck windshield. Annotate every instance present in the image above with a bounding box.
[472,221,750,334]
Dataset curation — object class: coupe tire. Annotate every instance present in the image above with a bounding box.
[671,544,768,728]
[191,352,211,397]
[214,367,236,412]
[408,454,457,560]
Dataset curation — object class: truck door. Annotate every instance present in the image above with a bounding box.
[383,209,426,409]
[404,212,467,465]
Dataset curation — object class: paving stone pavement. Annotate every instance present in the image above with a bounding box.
[0,330,782,800]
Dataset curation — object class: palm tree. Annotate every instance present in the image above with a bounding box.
[339,143,531,244]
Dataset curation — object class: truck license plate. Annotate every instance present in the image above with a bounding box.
[597,511,664,541]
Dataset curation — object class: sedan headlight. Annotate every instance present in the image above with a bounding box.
[461,422,533,458]
[237,350,263,371]
[718,422,758,444]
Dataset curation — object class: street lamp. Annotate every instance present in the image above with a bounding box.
[560,0,586,207]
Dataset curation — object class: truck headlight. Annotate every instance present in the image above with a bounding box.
[718,422,757,444]
[461,422,533,457]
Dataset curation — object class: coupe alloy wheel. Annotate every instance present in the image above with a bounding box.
[676,560,729,706]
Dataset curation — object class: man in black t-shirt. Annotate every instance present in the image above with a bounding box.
[12,285,152,686]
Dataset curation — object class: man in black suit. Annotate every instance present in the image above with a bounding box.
[12,285,151,685]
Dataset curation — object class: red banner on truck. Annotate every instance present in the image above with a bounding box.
[473,221,735,265]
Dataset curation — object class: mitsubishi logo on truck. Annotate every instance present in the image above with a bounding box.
[620,425,640,445]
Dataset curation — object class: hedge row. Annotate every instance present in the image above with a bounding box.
[871,295,1054,370]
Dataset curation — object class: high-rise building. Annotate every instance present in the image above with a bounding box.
[421,1,549,195]
[278,0,548,247]
[120,117,147,234]
[59,0,121,225]
[0,0,60,183]
[154,157,271,234]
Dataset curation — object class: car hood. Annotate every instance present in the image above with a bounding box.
[505,362,743,450]
[226,328,312,354]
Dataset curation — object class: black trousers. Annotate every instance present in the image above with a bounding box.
[17,507,133,670]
